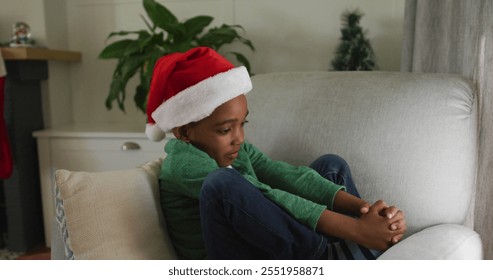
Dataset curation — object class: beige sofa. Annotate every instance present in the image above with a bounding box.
[51,71,483,259]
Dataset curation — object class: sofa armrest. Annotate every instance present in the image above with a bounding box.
[377,224,482,260]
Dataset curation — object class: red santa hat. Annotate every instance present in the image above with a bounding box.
[145,47,252,141]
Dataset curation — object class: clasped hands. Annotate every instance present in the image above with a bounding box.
[357,200,407,251]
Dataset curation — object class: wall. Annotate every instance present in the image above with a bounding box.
[1,0,405,128]
[0,0,73,128]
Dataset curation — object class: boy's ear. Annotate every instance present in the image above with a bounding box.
[172,126,191,142]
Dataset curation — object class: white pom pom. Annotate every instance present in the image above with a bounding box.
[145,123,166,141]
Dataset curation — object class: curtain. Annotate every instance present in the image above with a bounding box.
[401,0,493,259]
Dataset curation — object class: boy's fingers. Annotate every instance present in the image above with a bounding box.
[390,219,406,231]
[360,202,371,214]
[391,234,404,244]
[384,206,399,219]
[371,200,389,213]
[389,211,406,225]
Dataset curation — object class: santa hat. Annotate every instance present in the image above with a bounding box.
[145,47,252,141]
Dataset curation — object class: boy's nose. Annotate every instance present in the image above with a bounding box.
[232,128,244,145]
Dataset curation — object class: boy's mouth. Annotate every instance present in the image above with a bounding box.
[227,150,239,159]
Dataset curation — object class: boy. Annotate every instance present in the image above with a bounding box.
[146,47,406,259]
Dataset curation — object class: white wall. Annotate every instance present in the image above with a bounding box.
[234,0,404,73]
[1,0,405,128]
[0,0,46,45]
[0,0,73,128]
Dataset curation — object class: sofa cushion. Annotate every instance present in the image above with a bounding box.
[54,158,176,259]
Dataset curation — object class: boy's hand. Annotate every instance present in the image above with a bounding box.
[360,200,407,244]
[356,200,406,251]
[359,202,371,215]
[380,204,406,243]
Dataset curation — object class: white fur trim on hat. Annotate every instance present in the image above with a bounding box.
[151,66,252,134]
[145,123,166,142]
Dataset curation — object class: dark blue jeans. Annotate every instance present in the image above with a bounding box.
[199,154,371,259]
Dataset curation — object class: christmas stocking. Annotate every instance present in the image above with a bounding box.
[0,52,13,179]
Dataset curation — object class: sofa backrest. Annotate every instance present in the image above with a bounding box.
[245,71,478,235]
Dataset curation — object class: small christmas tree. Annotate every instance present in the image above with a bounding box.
[330,9,377,71]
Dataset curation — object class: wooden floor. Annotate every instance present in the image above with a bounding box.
[15,247,50,260]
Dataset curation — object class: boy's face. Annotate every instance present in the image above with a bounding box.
[175,94,249,167]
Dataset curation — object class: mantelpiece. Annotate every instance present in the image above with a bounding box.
[1,47,81,62]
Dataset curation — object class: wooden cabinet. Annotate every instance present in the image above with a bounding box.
[33,124,167,247]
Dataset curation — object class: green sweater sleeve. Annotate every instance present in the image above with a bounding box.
[236,142,345,229]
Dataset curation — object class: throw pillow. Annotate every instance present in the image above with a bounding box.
[54,158,176,259]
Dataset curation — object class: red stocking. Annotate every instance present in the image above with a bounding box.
[0,76,13,179]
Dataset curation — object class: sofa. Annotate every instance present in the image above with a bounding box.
[51,71,483,260]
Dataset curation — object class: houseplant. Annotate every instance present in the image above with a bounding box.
[330,9,376,71]
[99,0,255,113]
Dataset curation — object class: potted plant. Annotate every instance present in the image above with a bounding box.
[99,0,255,113]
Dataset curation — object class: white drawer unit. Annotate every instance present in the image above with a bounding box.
[33,123,168,247]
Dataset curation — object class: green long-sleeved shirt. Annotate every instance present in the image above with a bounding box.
[159,139,345,259]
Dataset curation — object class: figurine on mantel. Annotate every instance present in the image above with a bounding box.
[9,22,35,47]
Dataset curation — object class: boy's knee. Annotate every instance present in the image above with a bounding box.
[201,168,243,198]
[313,154,349,171]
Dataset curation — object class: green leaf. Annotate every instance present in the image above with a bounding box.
[143,0,184,36]
[99,39,135,59]
[122,32,156,56]
[198,24,254,51]
[229,52,251,74]
[165,23,188,40]
[120,54,147,81]
[237,36,255,51]
[105,54,148,110]
[199,26,237,49]
[106,76,126,111]
[184,16,213,38]
[134,84,148,113]
[143,0,178,31]
[106,30,142,39]
[147,49,165,74]
[140,14,154,32]
[169,39,195,53]
[143,33,165,52]
[225,24,255,51]
[124,40,147,56]
[133,50,165,113]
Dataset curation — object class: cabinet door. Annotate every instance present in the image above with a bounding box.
[50,138,166,172]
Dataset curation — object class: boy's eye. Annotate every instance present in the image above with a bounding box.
[217,128,231,135]
[216,120,248,135]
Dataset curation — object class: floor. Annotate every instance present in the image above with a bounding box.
[15,247,51,260]
[0,248,21,260]
[0,246,51,260]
